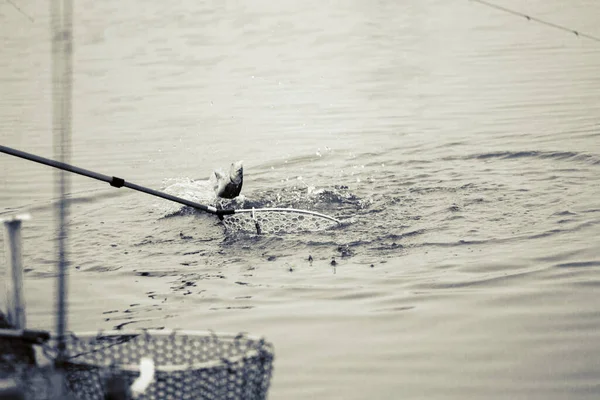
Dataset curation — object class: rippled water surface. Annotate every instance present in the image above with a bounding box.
[2,0,600,398]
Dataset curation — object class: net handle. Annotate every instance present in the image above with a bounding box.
[0,145,219,215]
[0,145,341,226]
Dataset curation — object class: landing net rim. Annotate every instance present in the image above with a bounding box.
[51,329,273,373]
[231,207,341,224]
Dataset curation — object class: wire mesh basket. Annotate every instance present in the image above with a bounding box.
[0,329,274,400]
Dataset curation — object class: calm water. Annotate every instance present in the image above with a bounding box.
[2,0,600,398]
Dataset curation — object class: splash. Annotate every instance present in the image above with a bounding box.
[158,177,217,217]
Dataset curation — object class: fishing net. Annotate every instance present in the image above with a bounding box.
[221,208,340,234]
[0,329,274,400]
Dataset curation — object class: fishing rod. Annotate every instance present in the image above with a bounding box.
[0,145,341,226]
[50,0,72,370]
[471,0,600,43]
[4,0,34,22]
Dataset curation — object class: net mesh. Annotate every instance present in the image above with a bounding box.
[0,330,274,400]
[221,209,339,234]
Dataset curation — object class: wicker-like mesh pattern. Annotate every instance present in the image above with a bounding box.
[222,209,339,234]
[62,330,274,400]
[0,330,274,400]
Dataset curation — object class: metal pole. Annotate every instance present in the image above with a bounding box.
[2,216,29,329]
[0,145,219,215]
[50,0,73,365]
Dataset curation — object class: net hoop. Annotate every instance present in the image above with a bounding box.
[220,207,341,234]
[233,207,341,224]
[59,330,271,373]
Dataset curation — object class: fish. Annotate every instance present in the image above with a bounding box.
[213,160,243,199]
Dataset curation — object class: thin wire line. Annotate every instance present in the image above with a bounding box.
[4,0,34,22]
[471,0,600,43]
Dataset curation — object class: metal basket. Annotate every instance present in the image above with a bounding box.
[0,329,274,400]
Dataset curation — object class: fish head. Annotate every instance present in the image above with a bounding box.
[215,160,244,199]
[229,160,243,184]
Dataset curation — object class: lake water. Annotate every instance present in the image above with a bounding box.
[1,0,600,398]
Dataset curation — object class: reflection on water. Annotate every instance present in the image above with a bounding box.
[1,0,600,398]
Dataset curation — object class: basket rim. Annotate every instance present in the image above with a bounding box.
[59,329,273,373]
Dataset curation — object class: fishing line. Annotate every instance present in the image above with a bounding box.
[471,0,600,43]
[4,0,34,22]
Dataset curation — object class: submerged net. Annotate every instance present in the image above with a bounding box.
[221,208,340,234]
[0,329,274,400]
